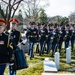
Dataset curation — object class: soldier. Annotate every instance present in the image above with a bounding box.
[26,22,38,59]
[43,24,48,53]
[70,24,75,52]
[46,23,53,54]
[58,25,63,53]
[36,23,41,53]
[51,26,58,56]
[64,24,71,52]
[8,18,27,75]
[39,23,48,55]
[0,19,9,75]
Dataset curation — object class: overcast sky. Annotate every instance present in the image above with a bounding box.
[45,0,75,17]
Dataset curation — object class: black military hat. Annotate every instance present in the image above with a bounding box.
[48,23,53,26]
[30,21,36,25]
[44,23,47,26]
[71,24,74,27]
[48,23,50,26]
[66,24,69,27]
[37,23,41,26]
[41,22,45,25]
[54,26,57,28]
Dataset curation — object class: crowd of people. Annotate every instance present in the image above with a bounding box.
[0,18,75,75]
[26,22,75,59]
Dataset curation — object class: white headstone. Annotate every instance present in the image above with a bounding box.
[54,52,60,70]
[66,48,71,63]
[44,58,57,72]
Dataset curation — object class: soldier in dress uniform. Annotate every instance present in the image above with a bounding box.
[43,24,48,53]
[70,24,75,52]
[46,23,53,54]
[0,19,9,75]
[36,23,41,53]
[8,18,27,75]
[26,22,38,59]
[51,26,58,56]
[64,24,71,52]
[39,23,48,55]
[58,25,63,53]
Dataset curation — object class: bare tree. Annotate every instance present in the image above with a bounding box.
[69,12,75,24]
[0,0,24,30]
[21,0,50,24]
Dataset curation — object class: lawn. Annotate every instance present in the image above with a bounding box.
[5,45,75,75]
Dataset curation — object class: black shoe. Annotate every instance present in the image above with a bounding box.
[30,57,32,60]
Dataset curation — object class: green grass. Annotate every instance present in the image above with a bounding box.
[17,62,43,75]
[5,45,75,75]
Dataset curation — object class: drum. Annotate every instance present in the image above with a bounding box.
[12,47,28,70]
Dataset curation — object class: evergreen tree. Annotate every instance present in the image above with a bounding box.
[38,9,48,23]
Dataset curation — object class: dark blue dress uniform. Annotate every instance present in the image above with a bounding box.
[39,26,48,55]
[8,29,22,75]
[46,27,53,54]
[51,28,58,56]
[36,23,41,53]
[9,30,22,49]
[26,22,38,59]
[8,18,22,75]
[0,33,10,63]
[70,29,75,51]
[58,29,63,52]
[0,33,10,75]
[64,29,71,51]
[0,19,10,75]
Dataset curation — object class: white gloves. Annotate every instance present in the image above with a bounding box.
[22,39,27,44]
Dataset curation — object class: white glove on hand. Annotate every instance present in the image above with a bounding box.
[22,39,27,44]
[18,43,21,49]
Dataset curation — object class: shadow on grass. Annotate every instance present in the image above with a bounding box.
[34,57,44,61]
[59,70,75,73]
[59,58,75,73]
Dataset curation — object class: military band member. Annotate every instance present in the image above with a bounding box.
[8,18,26,75]
[0,19,9,75]
[26,22,38,59]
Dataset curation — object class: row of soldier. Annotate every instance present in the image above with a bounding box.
[26,22,75,59]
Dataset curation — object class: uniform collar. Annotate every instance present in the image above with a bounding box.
[12,29,15,32]
[31,27,34,30]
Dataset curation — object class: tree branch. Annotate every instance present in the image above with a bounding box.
[11,1,21,18]
[0,5,6,20]
[1,0,8,4]
[5,5,8,19]
[13,0,23,6]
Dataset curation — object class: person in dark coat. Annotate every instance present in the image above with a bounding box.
[26,22,38,59]
[8,18,27,75]
[0,19,10,75]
